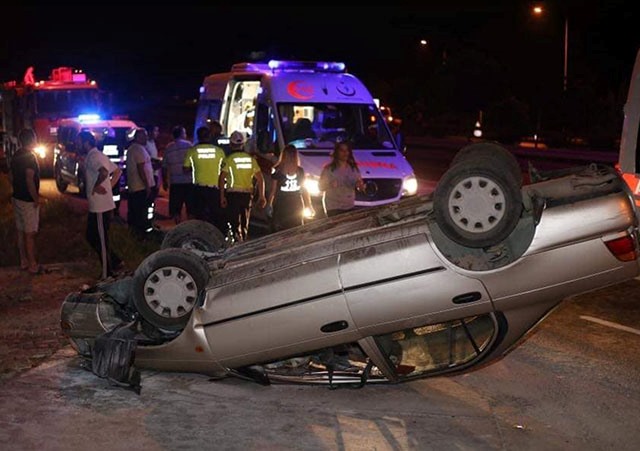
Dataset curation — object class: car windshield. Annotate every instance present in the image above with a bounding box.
[82,126,133,154]
[278,103,396,150]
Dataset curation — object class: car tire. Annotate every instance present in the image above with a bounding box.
[55,166,68,193]
[161,219,225,253]
[132,248,210,331]
[450,142,523,187]
[433,159,523,248]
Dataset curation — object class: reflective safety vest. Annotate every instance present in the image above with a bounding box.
[183,143,225,186]
[221,151,261,191]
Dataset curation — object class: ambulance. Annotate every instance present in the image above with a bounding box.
[194,60,418,226]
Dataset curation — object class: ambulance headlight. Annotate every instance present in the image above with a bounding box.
[304,176,321,196]
[402,176,418,196]
[34,145,47,159]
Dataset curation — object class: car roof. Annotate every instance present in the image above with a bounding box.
[59,118,138,129]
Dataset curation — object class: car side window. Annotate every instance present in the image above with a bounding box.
[66,128,79,153]
[374,313,497,380]
[57,127,68,146]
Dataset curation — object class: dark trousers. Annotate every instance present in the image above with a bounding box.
[150,175,160,207]
[86,210,122,279]
[168,183,196,219]
[273,193,304,231]
[195,185,226,233]
[127,189,153,238]
[226,191,252,241]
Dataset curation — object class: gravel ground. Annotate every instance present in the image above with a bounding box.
[0,263,94,380]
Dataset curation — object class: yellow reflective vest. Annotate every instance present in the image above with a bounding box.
[183,143,225,186]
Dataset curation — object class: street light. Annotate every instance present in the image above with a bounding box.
[532,4,568,91]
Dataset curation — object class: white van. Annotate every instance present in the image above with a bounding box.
[194,60,418,228]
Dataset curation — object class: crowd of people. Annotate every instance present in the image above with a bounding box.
[7,123,366,280]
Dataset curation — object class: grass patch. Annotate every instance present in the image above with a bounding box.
[109,222,161,269]
[0,174,159,274]
[1,175,91,267]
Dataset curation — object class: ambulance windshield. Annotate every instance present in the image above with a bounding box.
[278,103,396,150]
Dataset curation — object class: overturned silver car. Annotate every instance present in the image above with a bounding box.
[61,143,640,390]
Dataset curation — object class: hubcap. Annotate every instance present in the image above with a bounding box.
[448,176,506,234]
[143,266,198,319]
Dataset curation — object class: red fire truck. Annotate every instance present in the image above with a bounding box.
[1,66,103,175]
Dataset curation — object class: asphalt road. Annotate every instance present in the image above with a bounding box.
[6,139,637,450]
[1,278,639,450]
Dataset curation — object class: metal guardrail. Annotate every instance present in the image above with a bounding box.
[405,136,619,164]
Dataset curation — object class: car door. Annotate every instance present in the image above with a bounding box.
[340,232,494,336]
[200,254,360,369]
[337,231,498,382]
[57,126,78,180]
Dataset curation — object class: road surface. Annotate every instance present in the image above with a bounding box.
[1,276,638,450]
[9,139,639,450]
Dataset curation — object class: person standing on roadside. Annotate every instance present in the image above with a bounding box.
[144,124,162,187]
[126,128,155,238]
[144,124,162,221]
[183,126,226,232]
[8,128,42,274]
[78,131,123,279]
[209,120,222,142]
[319,141,364,217]
[163,125,194,224]
[209,120,230,156]
[218,131,267,242]
[267,144,314,231]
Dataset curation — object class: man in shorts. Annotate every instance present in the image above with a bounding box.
[9,128,42,274]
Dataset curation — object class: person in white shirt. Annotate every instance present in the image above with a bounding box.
[126,128,155,238]
[78,131,123,279]
[144,123,162,201]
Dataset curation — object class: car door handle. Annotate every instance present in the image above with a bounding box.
[452,292,482,304]
[321,320,349,333]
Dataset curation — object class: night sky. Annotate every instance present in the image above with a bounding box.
[2,2,639,106]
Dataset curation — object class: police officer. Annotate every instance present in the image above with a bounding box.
[183,126,226,233]
[218,131,266,242]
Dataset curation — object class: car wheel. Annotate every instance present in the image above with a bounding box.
[450,142,523,187]
[132,248,210,331]
[55,167,68,193]
[161,219,225,253]
[433,159,523,248]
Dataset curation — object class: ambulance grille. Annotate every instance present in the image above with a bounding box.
[355,178,402,202]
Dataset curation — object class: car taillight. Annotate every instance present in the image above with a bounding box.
[604,234,638,262]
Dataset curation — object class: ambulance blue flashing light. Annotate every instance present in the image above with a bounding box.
[267,60,346,73]
[78,114,101,124]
